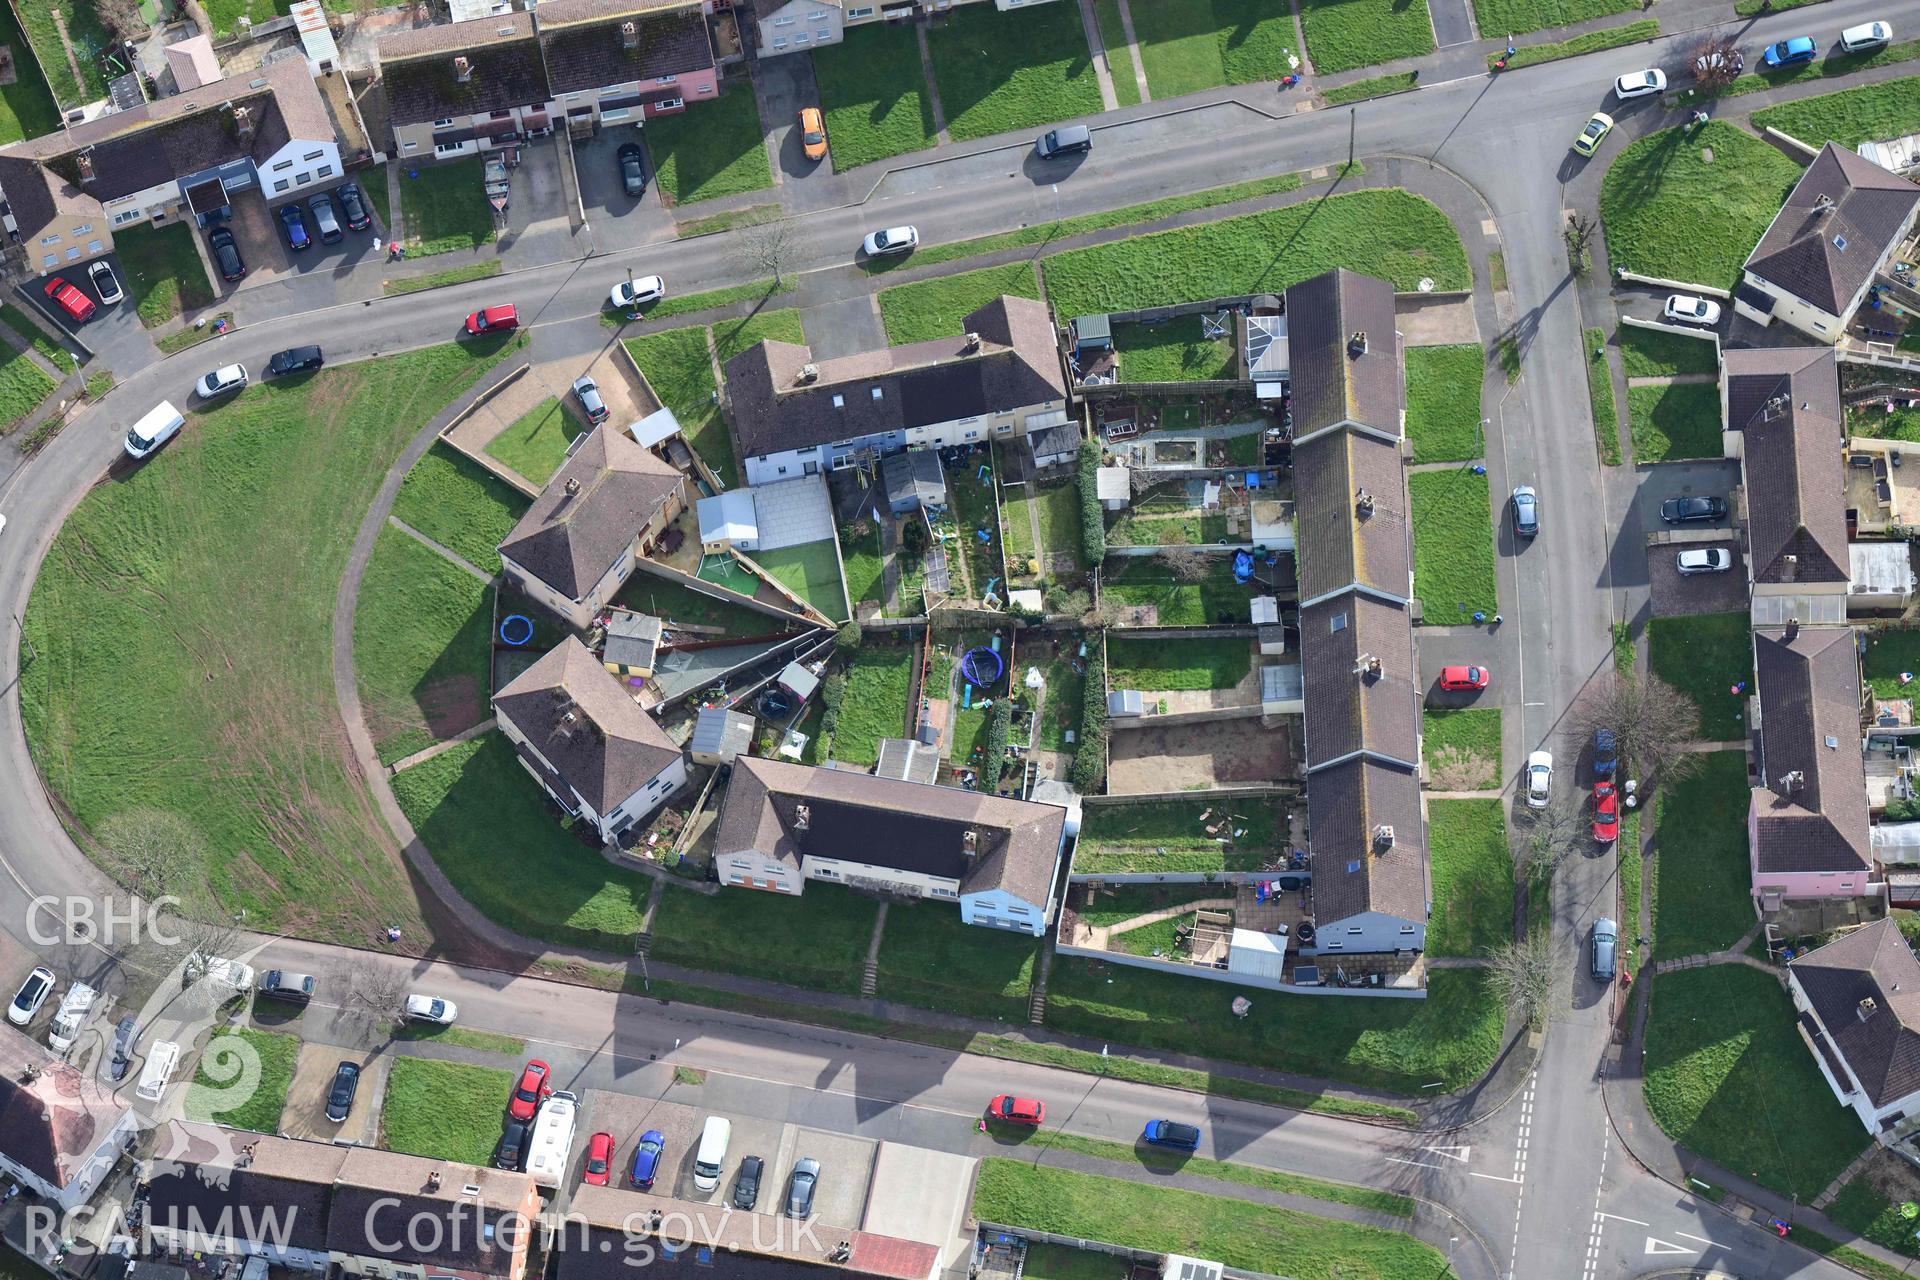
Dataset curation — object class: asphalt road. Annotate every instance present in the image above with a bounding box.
[0,3,1901,1273]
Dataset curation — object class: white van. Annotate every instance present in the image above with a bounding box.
[124,400,185,461]
[525,1090,578,1190]
[46,982,97,1054]
[693,1116,731,1191]
[136,1039,181,1103]
[188,952,255,997]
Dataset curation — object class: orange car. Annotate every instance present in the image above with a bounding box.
[798,107,828,162]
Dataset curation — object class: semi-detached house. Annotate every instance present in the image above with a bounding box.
[1787,919,1920,1150]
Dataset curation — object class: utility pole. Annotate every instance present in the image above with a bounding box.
[1347,108,1356,172]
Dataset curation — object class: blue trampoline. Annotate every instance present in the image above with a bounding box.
[499,614,534,646]
[961,646,1004,688]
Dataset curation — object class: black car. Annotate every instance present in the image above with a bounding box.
[617,144,647,198]
[325,1061,360,1123]
[733,1155,763,1210]
[336,182,372,232]
[1659,495,1727,524]
[207,227,246,282]
[495,1118,531,1170]
[107,1014,138,1081]
[267,346,325,377]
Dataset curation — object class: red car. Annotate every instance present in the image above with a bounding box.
[465,303,518,335]
[1592,782,1619,843]
[582,1131,615,1186]
[1438,665,1490,691]
[44,276,95,324]
[508,1059,551,1122]
[988,1094,1045,1125]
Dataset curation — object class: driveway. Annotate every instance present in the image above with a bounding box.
[578,1090,700,1192]
[754,55,824,187]
[1416,630,1501,707]
[223,194,294,294]
[770,1126,876,1230]
[281,1042,386,1145]
[573,129,677,248]
[1647,540,1747,616]
[265,184,385,281]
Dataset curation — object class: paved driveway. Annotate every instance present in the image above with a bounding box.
[579,1090,700,1190]
[1647,540,1747,616]
[573,129,676,247]
[281,1042,386,1145]
[754,55,823,186]
[224,194,293,293]
[770,1126,875,1229]
[265,185,385,279]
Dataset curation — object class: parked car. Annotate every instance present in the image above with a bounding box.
[1677,547,1734,574]
[786,1157,820,1218]
[1439,665,1490,691]
[309,192,342,245]
[734,1155,764,1210]
[336,182,373,232]
[862,226,919,258]
[278,202,311,251]
[1664,293,1722,326]
[465,304,518,336]
[44,276,95,324]
[325,1061,360,1123]
[583,1131,615,1186]
[403,994,458,1024]
[617,143,647,198]
[1840,21,1892,52]
[1510,485,1539,539]
[208,227,246,283]
[106,1014,138,1081]
[1660,495,1727,523]
[1036,123,1092,159]
[495,1118,531,1171]
[257,971,316,1004]
[1593,728,1617,779]
[628,1129,665,1189]
[1612,69,1667,99]
[195,364,249,399]
[610,275,665,310]
[266,346,324,377]
[509,1060,552,1122]
[1525,750,1553,809]
[989,1094,1045,1125]
[1592,782,1619,843]
[7,968,54,1027]
[88,259,123,305]
[1763,36,1818,67]
[572,374,609,425]
[1142,1120,1202,1151]
[798,107,828,162]
[1572,111,1614,157]
[1591,918,1618,981]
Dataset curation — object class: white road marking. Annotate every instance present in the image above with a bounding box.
[1385,1156,1450,1171]
[1645,1238,1696,1256]
[1598,1214,1649,1227]
[1675,1231,1714,1246]
[1509,1072,1535,1278]
[1578,1117,1613,1280]
[1424,1145,1472,1162]
[1469,1171,1524,1184]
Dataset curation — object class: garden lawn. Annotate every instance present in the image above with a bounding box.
[713,308,807,362]
[1427,799,1513,957]
[1627,382,1722,462]
[1649,750,1754,957]
[1751,76,1920,148]
[1023,1245,1118,1280]
[1074,796,1282,875]
[390,444,530,575]
[1423,707,1502,791]
[397,158,496,257]
[382,1057,513,1166]
[625,326,736,488]
[1643,965,1866,1201]
[0,345,57,432]
[1599,122,1802,290]
[20,340,515,940]
[18,0,113,108]
[1034,481,1085,576]
[1107,635,1251,691]
[1,304,76,373]
[834,647,915,765]
[1827,1176,1920,1260]
[0,0,60,143]
[927,2,1104,143]
[840,519,887,610]
[811,23,937,172]
[881,261,1042,345]
[1114,315,1236,382]
[184,1028,299,1132]
[483,396,584,487]
[1585,328,1621,466]
[1044,188,1467,317]
[1101,556,1251,625]
[1298,0,1433,74]
[117,222,216,329]
[1618,326,1717,378]
[754,539,847,622]
[1648,610,1751,740]
[1404,344,1485,464]
[973,1161,1447,1278]
[615,573,773,635]
[650,879,878,995]
[1127,0,1300,97]
[875,903,1040,1022]
[1408,469,1498,618]
[1471,0,1637,35]
[1863,629,1920,699]
[1035,643,1085,752]
[1090,0,1141,107]
[206,0,351,37]
[353,529,492,765]
[644,83,772,205]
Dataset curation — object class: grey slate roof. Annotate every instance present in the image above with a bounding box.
[1790,918,1920,1108]
[493,636,682,814]
[1306,757,1428,928]
[882,448,946,508]
[1752,624,1870,876]
[379,12,552,127]
[1745,144,1920,316]
[329,1147,534,1276]
[723,297,1065,459]
[1291,428,1410,603]
[690,707,755,761]
[603,609,662,671]
[498,424,686,601]
[1724,346,1847,586]
[535,0,714,95]
[1283,269,1402,442]
[145,1122,339,1253]
[1299,591,1419,771]
[1027,420,1081,463]
[0,1027,129,1193]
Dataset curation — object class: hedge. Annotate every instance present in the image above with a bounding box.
[1070,632,1109,791]
[1079,440,1105,566]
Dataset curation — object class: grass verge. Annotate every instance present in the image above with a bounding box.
[1323,73,1421,105]
[1405,344,1485,464]
[1584,329,1621,465]
[1408,469,1498,618]
[384,260,502,296]
[1494,19,1658,70]
[382,1056,512,1165]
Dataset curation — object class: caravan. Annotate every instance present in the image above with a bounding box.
[525,1090,578,1190]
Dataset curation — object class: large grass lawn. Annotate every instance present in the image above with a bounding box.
[874,902,1039,1022]
[184,1028,299,1132]
[1113,314,1236,383]
[483,396,585,487]
[1751,76,1920,148]
[0,0,61,143]
[1405,344,1485,464]
[881,260,1043,346]
[927,2,1104,142]
[1618,326,1717,379]
[1627,382,1722,462]
[812,22,937,172]
[1427,799,1514,958]
[1044,188,1468,317]
[1298,0,1433,74]
[20,340,515,939]
[644,83,773,206]
[1101,555,1251,626]
[1128,0,1300,96]
[1644,965,1866,1201]
[1107,635,1251,691]
[117,222,216,329]
[1408,468,1498,618]
[1471,0,1638,35]
[353,529,492,765]
[0,343,57,432]
[18,0,114,108]
[1648,610,1752,740]
[396,157,497,257]
[390,443,530,575]
[833,646,915,765]
[973,1160,1448,1278]
[1423,707,1502,791]
[650,880,878,996]
[1599,122,1802,291]
[382,1056,513,1166]
[1649,750,1754,958]
[1074,796,1283,875]
[754,539,847,622]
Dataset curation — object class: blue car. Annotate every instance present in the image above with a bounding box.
[278,203,311,251]
[1142,1120,1202,1151]
[1762,36,1817,67]
[629,1129,665,1189]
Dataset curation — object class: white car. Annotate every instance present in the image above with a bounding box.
[1525,751,1554,809]
[403,994,458,1025]
[1840,21,1891,53]
[1613,69,1667,99]
[1664,294,1722,326]
[862,226,919,258]
[88,259,123,305]
[609,275,665,310]
[195,364,248,399]
[1677,547,1733,575]
[8,967,55,1027]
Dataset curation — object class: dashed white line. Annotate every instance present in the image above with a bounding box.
[1508,1072,1535,1279]
[1579,1118,1614,1280]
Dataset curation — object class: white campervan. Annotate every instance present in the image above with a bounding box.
[136,1039,181,1103]
[692,1116,731,1191]
[123,400,184,461]
[46,982,96,1054]
[525,1090,578,1190]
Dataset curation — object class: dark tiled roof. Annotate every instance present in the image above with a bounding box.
[0,157,60,239]
[0,1027,130,1192]
[498,424,686,601]
[1745,144,1920,315]
[1027,421,1080,461]
[380,13,552,127]
[145,1122,338,1253]
[1751,625,1869,875]
[1790,919,1920,1107]
[1307,757,1428,928]
[714,756,1066,910]
[328,1148,536,1277]
[1724,346,1847,585]
[39,92,291,204]
[1292,429,1410,603]
[493,637,683,814]
[1284,269,1402,442]
[882,447,945,507]
[723,297,1065,459]
[1299,591,1419,771]
[536,0,714,95]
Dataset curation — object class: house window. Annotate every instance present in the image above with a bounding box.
[65,246,79,259]
[794,31,810,42]
[567,92,585,101]
[729,873,746,885]
[434,117,456,127]
[40,253,56,269]
[656,76,676,85]
[652,98,683,111]
[807,7,828,15]
[602,109,631,122]
[295,171,312,185]
[814,868,837,878]
[932,886,957,898]
[112,208,142,225]
[817,28,831,38]
[434,142,466,155]
[403,140,419,151]
[273,159,293,171]
[1325,941,1343,950]
[804,461,818,475]
[274,179,291,191]
[696,83,714,94]
[72,223,91,235]
[848,5,874,14]
[777,466,789,475]
[965,430,978,439]
[86,240,103,254]
[303,149,325,161]
[1348,926,1361,934]
[774,13,796,23]
[491,110,511,119]
[772,36,789,48]
[38,234,58,246]
[1399,924,1416,933]
[316,165,334,178]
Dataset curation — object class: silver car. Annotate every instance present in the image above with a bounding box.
[1591,918,1618,980]
[1676,547,1732,575]
[572,374,609,425]
[786,1157,820,1218]
[195,364,249,399]
[1525,750,1553,809]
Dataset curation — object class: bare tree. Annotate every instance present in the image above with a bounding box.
[1564,213,1597,276]
[1567,672,1700,789]
[1688,33,1744,91]
[744,220,797,289]
[335,959,408,1043]
[1487,933,1567,1030]
[1518,792,1587,885]
[1156,547,1216,583]
[96,808,203,901]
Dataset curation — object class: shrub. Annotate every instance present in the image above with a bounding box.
[1069,633,1108,792]
[1078,440,1105,567]
[818,671,848,750]
[836,620,862,655]
[984,698,1012,784]
[1889,796,1920,822]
